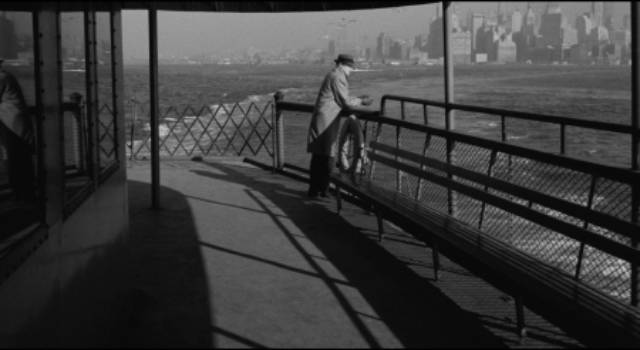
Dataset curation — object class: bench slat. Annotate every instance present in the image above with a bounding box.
[370,141,640,241]
[369,152,640,266]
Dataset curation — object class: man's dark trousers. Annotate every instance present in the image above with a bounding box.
[308,154,334,197]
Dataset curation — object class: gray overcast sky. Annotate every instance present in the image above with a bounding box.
[122,2,629,60]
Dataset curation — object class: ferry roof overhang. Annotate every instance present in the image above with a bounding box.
[3,1,435,12]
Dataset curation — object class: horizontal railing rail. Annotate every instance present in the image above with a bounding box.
[380,95,640,171]
[381,94,640,137]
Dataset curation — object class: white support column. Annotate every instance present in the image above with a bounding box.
[630,0,639,307]
[443,0,457,217]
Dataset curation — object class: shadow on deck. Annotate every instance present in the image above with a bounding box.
[121,158,583,348]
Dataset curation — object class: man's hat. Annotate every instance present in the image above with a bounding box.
[334,54,355,68]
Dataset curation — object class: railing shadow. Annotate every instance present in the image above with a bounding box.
[123,179,213,347]
[4,180,213,347]
[191,161,507,348]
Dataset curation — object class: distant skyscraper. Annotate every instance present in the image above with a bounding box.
[389,40,402,60]
[496,33,517,63]
[383,35,392,58]
[508,10,522,34]
[470,13,483,58]
[591,2,603,27]
[623,14,630,31]
[515,3,537,62]
[602,1,615,30]
[376,32,384,60]
[576,13,592,45]
[426,16,443,58]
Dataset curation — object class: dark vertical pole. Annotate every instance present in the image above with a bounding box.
[274,90,285,169]
[631,0,639,306]
[443,0,457,217]
[110,8,122,164]
[85,9,99,185]
[32,10,45,220]
[632,1,639,173]
[149,8,160,209]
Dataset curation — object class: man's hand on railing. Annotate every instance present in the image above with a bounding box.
[359,94,373,106]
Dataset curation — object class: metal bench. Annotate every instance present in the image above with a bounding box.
[331,139,640,347]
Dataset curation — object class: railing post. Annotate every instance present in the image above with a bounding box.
[560,123,566,155]
[443,0,457,217]
[85,9,99,187]
[632,183,639,306]
[631,0,639,306]
[416,105,430,201]
[574,175,597,281]
[274,90,285,170]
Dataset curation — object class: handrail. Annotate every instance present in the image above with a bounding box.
[381,94,640,136]
[275,100,640,185]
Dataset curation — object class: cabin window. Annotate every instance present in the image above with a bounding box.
[0,12,41,247]
[61,11,93,215]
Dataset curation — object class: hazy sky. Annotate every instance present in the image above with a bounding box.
[122,2,630,60]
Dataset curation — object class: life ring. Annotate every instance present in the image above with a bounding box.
[337,115,365,175]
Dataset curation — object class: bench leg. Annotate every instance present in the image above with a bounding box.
[431,241,440,281]
[515,295,527,339]
[376,212,384,242]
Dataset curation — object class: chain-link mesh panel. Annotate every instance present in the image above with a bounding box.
[98,103,117,169]
[579,243,631,303]
[505,118,560,154]
[566,127,631,168]
[593,179,633,221]
[281,111,311,170]
[128,100,274,160]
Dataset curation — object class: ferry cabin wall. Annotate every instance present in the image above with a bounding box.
[0,6,129,344]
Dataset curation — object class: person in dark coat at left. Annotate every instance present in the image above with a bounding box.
[0,57,36,202]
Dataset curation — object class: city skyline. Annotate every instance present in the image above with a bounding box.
[120,2,629,61]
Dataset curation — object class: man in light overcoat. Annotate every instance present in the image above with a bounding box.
[306,54,371,198]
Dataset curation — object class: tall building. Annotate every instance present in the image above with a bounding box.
[496,33,517,63]
[515,3,538,62]
[383,35,392,59]
[376,32,384,60]
[426,16,443,58]
[469,13,484,56]
[537,4,577,62]
[389,40,402,60]
[451,30,471,64]
[602,1,615,31]
[576,13,592,45]
[508,10,522,35]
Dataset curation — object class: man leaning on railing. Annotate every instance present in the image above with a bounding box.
[0,57,36,203]
[306,53,373,199]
